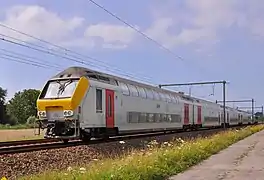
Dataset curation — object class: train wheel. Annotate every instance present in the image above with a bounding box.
[80,132,91,142]
[62,139,69,143]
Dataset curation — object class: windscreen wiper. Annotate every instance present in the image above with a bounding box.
[57,80,72,96]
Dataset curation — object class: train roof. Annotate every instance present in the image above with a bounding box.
[51,66,248,113]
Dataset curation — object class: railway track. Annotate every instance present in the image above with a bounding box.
[0,124,256,155]
[0,138,60,148]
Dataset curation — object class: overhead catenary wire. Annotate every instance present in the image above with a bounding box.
[87,0,184,61]
[0,36,157,85]
[0,48,62,68]
[0,23,157,85]
[0,52,62,70]
[0,55,60,70]
[86,0,218,81]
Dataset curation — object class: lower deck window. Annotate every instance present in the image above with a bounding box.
[96,89,102,113]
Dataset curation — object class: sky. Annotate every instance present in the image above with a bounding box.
[0,0,263,111]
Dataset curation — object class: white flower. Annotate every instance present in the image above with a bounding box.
[80,167,86,171]
[119,141,125,144]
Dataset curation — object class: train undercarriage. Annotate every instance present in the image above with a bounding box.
[35,119,117,143]
[35,118,258,143]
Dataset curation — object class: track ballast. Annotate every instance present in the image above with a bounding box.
[0,124,256,155]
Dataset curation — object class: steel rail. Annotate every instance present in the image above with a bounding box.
[0,139,60,148]
[0,124,255,155]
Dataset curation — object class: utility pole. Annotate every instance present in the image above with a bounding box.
[159,80,227,129]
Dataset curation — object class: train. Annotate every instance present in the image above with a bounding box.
[36,66,256,142]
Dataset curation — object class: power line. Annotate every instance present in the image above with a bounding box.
[86,0,217,81]
[0,36,157,85]
[0,23,157,85]
[0,55,59,70]
[0,52,62,70]
[0,48,62,68]
[87,0,184,61]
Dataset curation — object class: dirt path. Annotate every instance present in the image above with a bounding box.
[0,129,44,142]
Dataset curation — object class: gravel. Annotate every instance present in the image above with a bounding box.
[0,130,223,179]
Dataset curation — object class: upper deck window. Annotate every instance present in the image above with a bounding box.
[40,79,79,99]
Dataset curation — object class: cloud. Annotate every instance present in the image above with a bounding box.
[0,5,84,43]
[82,23,138,49]
[85,23,137,44]
[145,0,241,49]
[145,0,264,50]
[0,5,138,50]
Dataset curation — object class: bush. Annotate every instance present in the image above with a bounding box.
[27,116,37,125]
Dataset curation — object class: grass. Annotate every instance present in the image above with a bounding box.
[0,123,35,130]
[20,125,264,180]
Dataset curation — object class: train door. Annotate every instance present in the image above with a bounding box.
[218,112,221,125]
[191,104,195,125]
[184,103,189,125]
[221,112,224,124]
[105,89,115,128]
[227,112,229,124]
[197,106,202,125]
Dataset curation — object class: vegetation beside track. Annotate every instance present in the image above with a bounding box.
[20,125,264,180]
[0,128,44,142]
[0,124,34,130]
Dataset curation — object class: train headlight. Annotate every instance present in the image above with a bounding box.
[63,110,74,117]
[38,111,46,118]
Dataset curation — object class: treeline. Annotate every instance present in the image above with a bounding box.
[0,87,40,126]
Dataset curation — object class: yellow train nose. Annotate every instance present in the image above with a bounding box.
[37,77,89,113]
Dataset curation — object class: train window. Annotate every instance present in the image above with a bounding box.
[128,112,139,123]
[137,86,147,98]
[164,93,172,103]
[167,114,172,122]
[97,75,110,82]
[127,84,139,97]
[96,89,102,113]
[119,82,130,95]
[154,113,161,122]
[152,90,160,100]
[158,92,166,102]
[145,88,154,99]
[139,113,147,123]
[148,113,154,122]
[169,94,176,103]
[161,114,167,121]
[174,95,179,104]
[171,114,181,122]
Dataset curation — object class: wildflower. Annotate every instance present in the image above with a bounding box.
[67,167,73,171]
[119,141,125,144]
[1,177,7,180]
[80,167,86,171]
[79,167,86,173]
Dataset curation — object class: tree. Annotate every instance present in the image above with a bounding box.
[6,89,41,124]
[0,87,7,124]
[0,87,7,105]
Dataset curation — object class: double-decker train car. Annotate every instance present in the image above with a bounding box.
[36,66,254,141]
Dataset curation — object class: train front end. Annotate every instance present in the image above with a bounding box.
[36,74,89,141]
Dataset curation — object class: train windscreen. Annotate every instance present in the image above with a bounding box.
[40,79,79,99]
